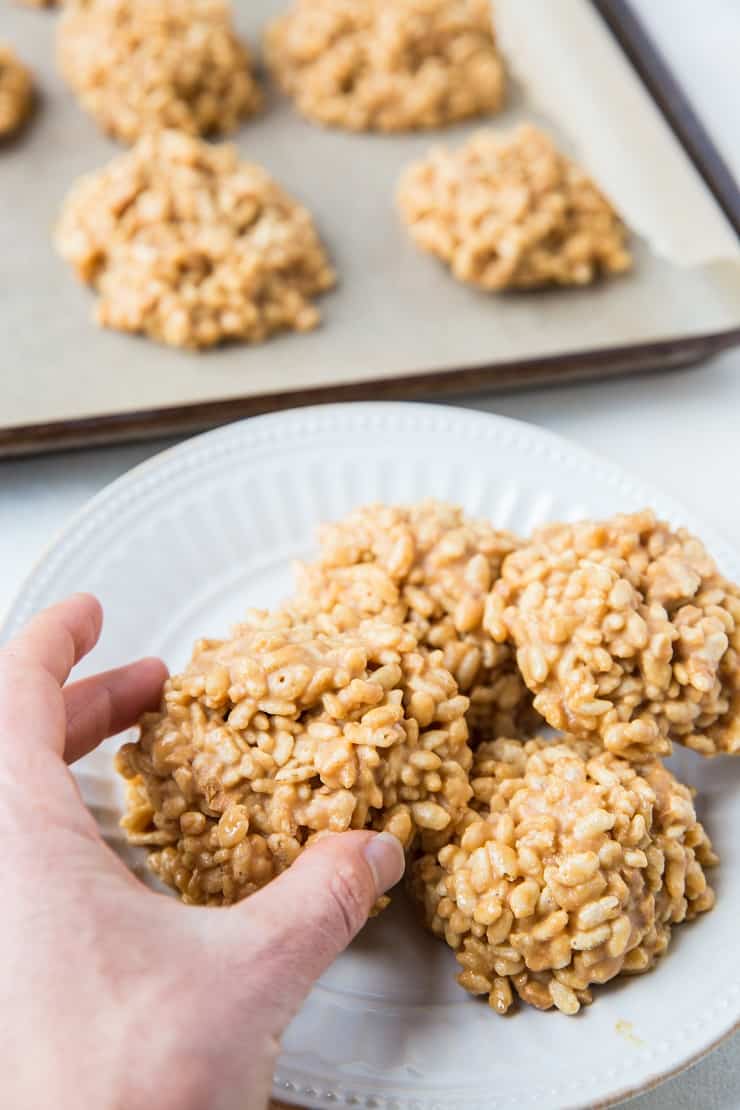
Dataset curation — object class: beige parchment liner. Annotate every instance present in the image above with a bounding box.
[494,0,739,268]
[1,0,738,432]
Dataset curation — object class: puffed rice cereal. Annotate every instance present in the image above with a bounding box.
[0,43,33,138]
[411,737,716,1015]
[55,129,336,349]
[116,611,472,905]
[264,0,505,132]
[486,510,740,759]
[290,501,537,740]
[57,0,262,144]
[398,124,632,290]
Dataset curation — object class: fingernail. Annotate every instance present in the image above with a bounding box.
[364,832,406,896]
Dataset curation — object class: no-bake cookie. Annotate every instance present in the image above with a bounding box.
[412,737,716,1014]
[265,0,505,132]
[291,501,536,740]
[0,43,33,138]
[58,0,262,143]
[117,612,472,904]
[55,130,335,349]
[398,125,631,290]
[486,510,740,759]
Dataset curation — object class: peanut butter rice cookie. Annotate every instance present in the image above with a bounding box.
[264,0,505,132]
[57,0,262,144]
[486,510,740,759]
[398,124,632,291]
[55,130,336,349]
[116,612,472,906]
[411,737,716,1015]
[0,44,33,138]
[291,501,538,740]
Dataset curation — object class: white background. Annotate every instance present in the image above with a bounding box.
[1,1,739,1106]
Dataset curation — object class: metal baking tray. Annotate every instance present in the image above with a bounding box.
[1,0,738,457]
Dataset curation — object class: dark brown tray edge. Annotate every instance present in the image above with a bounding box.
[593,0,740,235]
[2,329,737,459]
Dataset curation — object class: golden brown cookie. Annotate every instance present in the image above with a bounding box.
[116,611,472,905]
[0,43,33,138]
[411,737,716,1015]
[55,130,336,349]
[290,501,536,740]
[265,0,505,132]
[398,125,631,290]
[486,510,740,758]
[57,0,262,143]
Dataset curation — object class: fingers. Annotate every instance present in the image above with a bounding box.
[2,594,103,686]
[63,657,167,764]
[218,831,405,1025]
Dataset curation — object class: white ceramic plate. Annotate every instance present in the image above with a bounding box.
[3,402,740,1110]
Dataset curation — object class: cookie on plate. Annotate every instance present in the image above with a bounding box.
[116,611,472,905]
[486,509,740,759]
[290,501,537,741]
[412,737,716,1015]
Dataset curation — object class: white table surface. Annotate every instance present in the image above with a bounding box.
[1,2,739,1107]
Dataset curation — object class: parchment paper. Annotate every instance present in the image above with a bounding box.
[495,0,740,267]
[1,0,738,433]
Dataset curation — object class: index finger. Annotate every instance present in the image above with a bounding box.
[2,594,103,686]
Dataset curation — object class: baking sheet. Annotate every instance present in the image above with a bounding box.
[1,0,739,439]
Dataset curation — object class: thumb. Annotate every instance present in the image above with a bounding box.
[219,830,405,1021]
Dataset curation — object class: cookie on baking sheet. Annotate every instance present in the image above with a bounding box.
[265,0,505,132]
[0,43,33,139]
[54,130,336,350]
[398,124,632,290]
[57,0,262,143]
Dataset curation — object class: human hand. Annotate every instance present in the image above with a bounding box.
[0,594,406,1110]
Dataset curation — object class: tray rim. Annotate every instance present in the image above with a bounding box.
[594,0,740,238]
[1,328,737,459]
